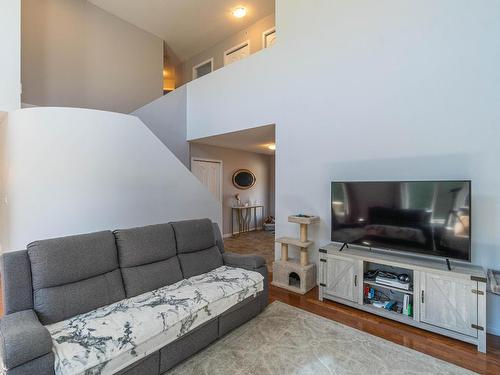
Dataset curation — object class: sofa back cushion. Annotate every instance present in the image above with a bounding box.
[27,231,125,325]
[114,223,183,297]
[171,219,223,278]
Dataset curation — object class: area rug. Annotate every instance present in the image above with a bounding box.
[166,301,475,375]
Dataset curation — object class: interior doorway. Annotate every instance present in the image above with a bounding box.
[189,124,276,269]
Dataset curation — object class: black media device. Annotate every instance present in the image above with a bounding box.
[331,180,471,262]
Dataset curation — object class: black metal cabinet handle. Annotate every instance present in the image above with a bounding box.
[421,290,425,303]
[354,275,358,287]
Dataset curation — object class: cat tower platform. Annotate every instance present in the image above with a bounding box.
[272,215,319,294]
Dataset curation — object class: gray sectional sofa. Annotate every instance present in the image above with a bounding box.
[0,219,268,375]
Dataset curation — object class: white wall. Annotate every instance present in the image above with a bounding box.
[133,86,189,167]
[0,0,21,111]
[21,0,163,113]
[190,143,273,236]
[187,46,278,140]
[0,107,221,251]
[0,112,8,252]
[185,0,500,334]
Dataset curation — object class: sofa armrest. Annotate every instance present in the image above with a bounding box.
[223,252,266,270]
[0,310,53,370]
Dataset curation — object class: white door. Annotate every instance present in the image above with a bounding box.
[224,41,250,66]
[191,159,222,202]
[263,28,276,48]
[420,272,478,337]
[325,255,359,303]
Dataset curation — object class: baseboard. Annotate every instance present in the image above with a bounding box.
[487,326,500,336]
[223,227,262,238]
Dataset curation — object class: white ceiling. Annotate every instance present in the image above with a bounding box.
[190,124,275,155]
[88,0,275,62]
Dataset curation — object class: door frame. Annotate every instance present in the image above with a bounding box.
[262,27,276,48]
[192,58,214,80]
[190,157,223,203]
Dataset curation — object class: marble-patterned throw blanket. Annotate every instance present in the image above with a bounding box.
[46,266,264,375]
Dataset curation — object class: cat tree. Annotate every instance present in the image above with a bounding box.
[272,215,319,294]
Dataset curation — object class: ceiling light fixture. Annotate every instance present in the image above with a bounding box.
[267,144,276,151]
[232,7,247,18]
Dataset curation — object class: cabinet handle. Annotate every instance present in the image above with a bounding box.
[354,275,358,287]
[421,290,425,303]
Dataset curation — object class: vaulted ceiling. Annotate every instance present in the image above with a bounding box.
[88,0,275,62]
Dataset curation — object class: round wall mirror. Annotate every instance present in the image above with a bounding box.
[232,169,256,190]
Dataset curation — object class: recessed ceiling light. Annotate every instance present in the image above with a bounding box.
[232,7,247,18]
[267,144,276,151]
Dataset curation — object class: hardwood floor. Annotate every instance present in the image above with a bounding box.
[269,276,500,375]
[224,230,275,270]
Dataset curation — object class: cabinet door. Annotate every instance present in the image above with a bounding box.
[325,255,359,303]
[420,272,478,337]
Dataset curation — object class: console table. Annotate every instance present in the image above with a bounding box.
[319,243,487,352]
[231,205,264,236]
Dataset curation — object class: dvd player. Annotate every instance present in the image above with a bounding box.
[375,275,411,290]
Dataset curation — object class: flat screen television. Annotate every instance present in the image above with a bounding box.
[331,181,471,261]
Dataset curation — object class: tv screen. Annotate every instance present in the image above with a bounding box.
[331,181,471,261]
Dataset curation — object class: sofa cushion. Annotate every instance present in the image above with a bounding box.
[178,246,223,278]
[34,269,125,325]
[171,219,217,253]
[28,231,119,290]
[47,266,264,375]
[27,231,125,325]
[114,224,183,297]
[120,257,183,298]
[171,219,223,278]
[114,224,177,268]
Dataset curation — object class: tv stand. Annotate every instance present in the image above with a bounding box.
[319,243,487,352]
[446,258,452,271]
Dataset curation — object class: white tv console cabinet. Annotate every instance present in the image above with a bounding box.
[319,243,487,352]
